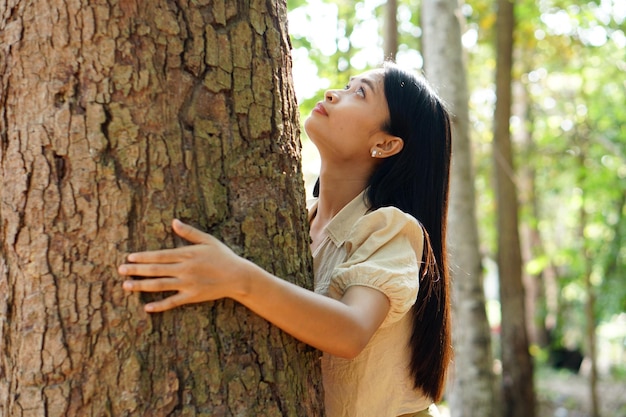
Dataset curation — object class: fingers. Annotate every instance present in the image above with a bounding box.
[118,262,178,278]
[123,277,180,293]
[123,278,193,313]
[124,220,212,263]
[144,293,189,313]
[126,247,190,264]
[120,219,220,314]
[172,219,212,245]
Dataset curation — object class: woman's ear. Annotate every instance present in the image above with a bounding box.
[371,134,404,158]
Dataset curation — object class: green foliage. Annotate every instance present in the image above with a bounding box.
[287,0,424,118]
[287,0,626,350]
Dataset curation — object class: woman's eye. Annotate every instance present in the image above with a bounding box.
[342,84,365,97]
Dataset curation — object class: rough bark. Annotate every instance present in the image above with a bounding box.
[0,0,324,416]
[421,0,497,415]
[492,0,536,415]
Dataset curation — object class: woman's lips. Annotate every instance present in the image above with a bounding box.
[313,102,328,116]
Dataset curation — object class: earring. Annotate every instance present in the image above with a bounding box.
[371,149,377,158]
[377,151,382,156]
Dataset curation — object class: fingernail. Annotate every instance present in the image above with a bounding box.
[123,281,133,290]
[145,304,154,312]
[119,266,127,275]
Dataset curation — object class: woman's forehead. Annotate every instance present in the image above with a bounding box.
[350,70,385,98]
[352,69,384,83]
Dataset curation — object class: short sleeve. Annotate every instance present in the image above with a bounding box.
[328,207,424,327]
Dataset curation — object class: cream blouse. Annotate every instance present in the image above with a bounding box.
[309,191,433,417]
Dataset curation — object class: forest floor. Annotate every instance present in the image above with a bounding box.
[535,369,626,417]
[439,369,626,417]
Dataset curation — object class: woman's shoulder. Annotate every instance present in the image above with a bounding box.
[358,205,422,232]
[348,206,424,250]
[331,205,424,327]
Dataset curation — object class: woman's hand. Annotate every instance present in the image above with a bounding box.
[119,221,390,358]
[119,219,251,313]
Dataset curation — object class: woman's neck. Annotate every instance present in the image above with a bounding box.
[309,175,366,253]
[314,166,369,226]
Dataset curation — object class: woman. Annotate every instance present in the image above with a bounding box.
[119,63,452,417]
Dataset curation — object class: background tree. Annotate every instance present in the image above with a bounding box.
[510,1,625,414]
[383,0,398,60]
[421,0,497,416]
[287,0,626,415]
[0,1,324,415]
[576,148,600,417]
[492,0,536,415]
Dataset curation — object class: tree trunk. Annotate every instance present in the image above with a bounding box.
[513,80,549,348]
[577,152,600,417]
[421,0,497,416]
[0,1,324,416]
[492,0,536,415]
[383,0,398,61]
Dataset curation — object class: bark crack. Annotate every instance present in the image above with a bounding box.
[15,149,32,245]
[0,81,8,153]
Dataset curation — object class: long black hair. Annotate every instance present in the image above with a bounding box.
[370,63,452,402]
[312,63,453,401]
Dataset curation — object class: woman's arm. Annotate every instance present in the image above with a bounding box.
[119,219,390,359]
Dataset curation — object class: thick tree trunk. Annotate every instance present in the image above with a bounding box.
[421,0,497,416]
[492,0,536,416]
[0,1,324,416]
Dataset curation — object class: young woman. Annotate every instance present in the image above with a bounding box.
[119,63,452,417]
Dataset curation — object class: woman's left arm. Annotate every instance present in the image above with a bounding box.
[119,219,390,359]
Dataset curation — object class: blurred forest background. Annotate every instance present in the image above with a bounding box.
[285,0,625,416]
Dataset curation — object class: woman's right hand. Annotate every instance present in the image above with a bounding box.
[119,220,390,359]
[119,219,252,312]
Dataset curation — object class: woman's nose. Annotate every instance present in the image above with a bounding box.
[325,90,338,102]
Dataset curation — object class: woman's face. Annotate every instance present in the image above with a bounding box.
[304,69,391,164]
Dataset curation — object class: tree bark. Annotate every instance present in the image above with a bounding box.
[492,0,536,415]
[0,1,324,416]
[421,0,497,416]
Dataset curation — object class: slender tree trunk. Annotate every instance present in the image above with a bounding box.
[422,0,496,416]
[383,0,398,61]
[0,1,324,416]
[513,80,549,347]
[583,242,600,417]
[492,0,536,416]
[577,152,600,417]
